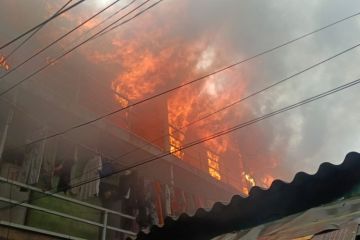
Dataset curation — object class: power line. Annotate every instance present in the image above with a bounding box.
[124,78,359,175]
[0,4,358,90]
[102,41,360,164]
[0,0,161,90]
[3,0,74,62]
[0,0,88,51]
[74,0,162,42]
[67,39,360,187]
[0,0,124,81]
[2,6,360,190]
[2,76,360,210]
[95,0,161,38]
[76,0,139,43]
[3,8,359,151]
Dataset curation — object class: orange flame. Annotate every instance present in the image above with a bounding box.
[82,1,281,194]
[262,175,275,188]
[242,172,256,193]
[0,55,10,71]
[207,150,221,180]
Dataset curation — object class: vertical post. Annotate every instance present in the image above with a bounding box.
[170,164,174,186]
[101,211,108,240]
[34,126,48,184]
[0,109,14,161]
[0,89,18,163]
[70,145,79,195]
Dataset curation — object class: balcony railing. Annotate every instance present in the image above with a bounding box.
[0,176,137,240]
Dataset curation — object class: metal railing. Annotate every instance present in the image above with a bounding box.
[0,176,137,240]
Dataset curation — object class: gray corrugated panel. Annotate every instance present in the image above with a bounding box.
[312,222,358,240]
[137,152,360,240]
[213,196,360,239]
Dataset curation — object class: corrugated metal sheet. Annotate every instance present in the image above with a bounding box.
[312,222,358,240]
[137,152,360,240]
[211,197,360,239]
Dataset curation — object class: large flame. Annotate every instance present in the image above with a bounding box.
[84,1,278,193]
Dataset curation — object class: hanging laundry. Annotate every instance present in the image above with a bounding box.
[180,189,187,213]
[70,146,81,195]
[154,181,164,225]
[19,128,47,185]
[197,195,206,209]
[99,159,114,178]
[206,199,215,210]
[40,142,58,191]
[99,181,116,206]
[171,187,181,216]
[78,155,102,199]
[121,171,141,234]
[164,184,172,216]
[53,158,74,193]
[136,177,150,229]
[144,179,159,226]
[171,187,187,215]
[118,170,133,199]
[193,194,204,210]
[186,192,196,215]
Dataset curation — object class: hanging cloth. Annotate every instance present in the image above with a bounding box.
[79,155,102,200]
[164,184,172,216]
[19,128,47,185]
[154,181,164,225]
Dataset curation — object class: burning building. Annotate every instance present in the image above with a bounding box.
[0,1,281,239]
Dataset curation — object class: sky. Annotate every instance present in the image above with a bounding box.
[0,0,359,186]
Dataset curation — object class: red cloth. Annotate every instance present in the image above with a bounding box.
[154,181,164,225]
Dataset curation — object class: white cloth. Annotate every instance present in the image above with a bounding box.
[165,184,172,216]
[19,133,46,185]
[79,155,102,200]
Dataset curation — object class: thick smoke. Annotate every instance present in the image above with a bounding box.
[0,0,359,188]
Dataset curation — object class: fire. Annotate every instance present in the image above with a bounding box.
[242,172,256,194]
[0,55,10,71]
[110,39,170,101]
[82,0,283,194]
[262,175,275,188]
[169,125,185,159]
[207,150,221,180]
[243,172,256,186]
[96,22,254,189]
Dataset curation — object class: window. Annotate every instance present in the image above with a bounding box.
[207,151,221,180]
[169,126,184,159]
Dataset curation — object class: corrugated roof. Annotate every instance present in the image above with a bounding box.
[137,152,360,240]
[212,197,360,240]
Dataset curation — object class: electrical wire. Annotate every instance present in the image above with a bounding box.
[105,41,360,161]
[76,0,139,43]
[0,1,355,209]
[2,6,360,193]
[0,0,162,93]
[0,0,87,50]
[1,7,358,148]
[94,0,161,39]
[0,0,124,81]
[2,75,359,210]
[3,0,73,62]
[64,40,360,187]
